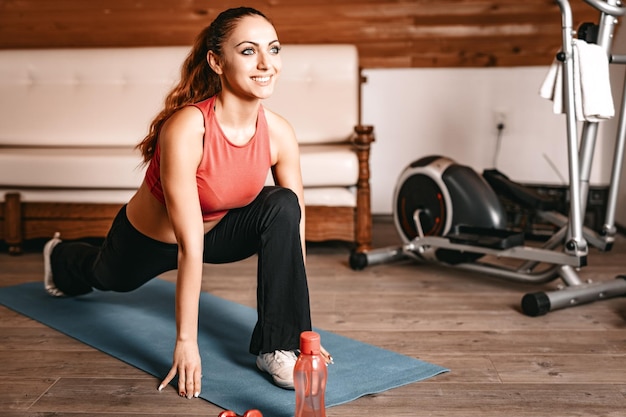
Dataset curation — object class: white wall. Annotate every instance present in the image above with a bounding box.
[362,65,615,215]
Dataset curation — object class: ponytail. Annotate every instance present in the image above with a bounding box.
[136,7,269,163]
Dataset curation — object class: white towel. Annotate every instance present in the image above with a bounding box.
[539,58,563,114]
[539,39,614,122]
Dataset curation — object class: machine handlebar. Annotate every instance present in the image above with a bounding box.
[582,0,626,16]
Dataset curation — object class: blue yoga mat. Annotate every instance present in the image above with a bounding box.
[0,279,448,416]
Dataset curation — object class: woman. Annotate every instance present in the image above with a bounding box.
[42,6,327,398]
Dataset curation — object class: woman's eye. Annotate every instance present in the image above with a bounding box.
[270,45,281,55]
[242,48,255,56]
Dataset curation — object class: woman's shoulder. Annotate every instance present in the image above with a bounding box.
[160,106,205,142]
[188,96,215,113]
[263,106,296,140]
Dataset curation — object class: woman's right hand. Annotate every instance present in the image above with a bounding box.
[158,339,202,399]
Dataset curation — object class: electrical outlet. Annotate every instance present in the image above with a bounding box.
[493,110,507,131]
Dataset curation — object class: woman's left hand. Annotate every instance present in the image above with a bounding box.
[320,345,334,365]
[158,339,202,399]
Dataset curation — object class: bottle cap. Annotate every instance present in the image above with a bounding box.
[299,331,321,355]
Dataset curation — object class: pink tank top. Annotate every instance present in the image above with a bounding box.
[144,96,272,221]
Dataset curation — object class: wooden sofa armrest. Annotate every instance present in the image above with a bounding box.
[2,193,22,254]
[353,125,375,253]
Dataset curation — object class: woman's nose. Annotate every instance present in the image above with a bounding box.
[257,52,269,70]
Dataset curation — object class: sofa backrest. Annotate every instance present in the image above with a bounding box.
[0,44,359,147]
[0,47,188,147]
[263,44,359,144]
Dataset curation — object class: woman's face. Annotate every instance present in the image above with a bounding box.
[211,15,282,101]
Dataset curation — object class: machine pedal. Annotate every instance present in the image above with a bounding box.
[446,225,524,249]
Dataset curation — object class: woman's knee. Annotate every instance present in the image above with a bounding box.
[263,187,301,222]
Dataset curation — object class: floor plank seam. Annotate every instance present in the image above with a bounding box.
[28,376,61,410]
[487,355,505,384]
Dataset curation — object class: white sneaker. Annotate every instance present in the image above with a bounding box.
[43,232,65,297]
[256,350,298,389]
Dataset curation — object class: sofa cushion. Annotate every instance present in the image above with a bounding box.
[0,147,145,189]
[304,187,356,207]
[0,47,188,147]
[0,188,138,204]
[1,144,358,189]
[263,45,359,144]
[299,145,359,187]
[0,187,356,208]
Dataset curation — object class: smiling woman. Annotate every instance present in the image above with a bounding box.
[42,6,329,400]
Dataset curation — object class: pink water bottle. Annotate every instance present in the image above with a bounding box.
[294,331,327,417]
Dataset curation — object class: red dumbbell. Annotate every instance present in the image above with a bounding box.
[218,410,263,417]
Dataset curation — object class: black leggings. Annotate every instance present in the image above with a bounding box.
[50,186,312,354]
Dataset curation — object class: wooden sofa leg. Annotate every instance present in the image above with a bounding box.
[4,192,23,255]
[353,125,375,253]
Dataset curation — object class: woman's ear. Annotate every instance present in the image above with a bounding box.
[207,51,223,75]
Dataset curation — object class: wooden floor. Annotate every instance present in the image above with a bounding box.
[1,217,625,416]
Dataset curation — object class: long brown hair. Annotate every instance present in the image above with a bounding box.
[136,7,270,163]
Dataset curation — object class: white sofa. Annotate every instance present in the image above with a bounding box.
[0,45,374,254]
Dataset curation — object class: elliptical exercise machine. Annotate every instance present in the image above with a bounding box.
[350,0,626,316]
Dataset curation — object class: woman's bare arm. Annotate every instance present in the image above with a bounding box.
[157,106,206,398]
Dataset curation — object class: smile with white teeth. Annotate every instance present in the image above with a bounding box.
[252,76,271,82]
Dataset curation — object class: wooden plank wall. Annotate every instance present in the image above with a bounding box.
[0,0,601,68]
